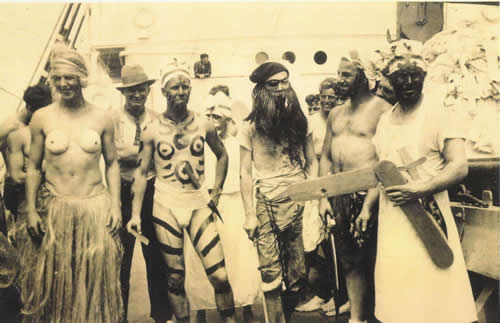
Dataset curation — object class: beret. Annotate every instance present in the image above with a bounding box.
[250,62,288,85]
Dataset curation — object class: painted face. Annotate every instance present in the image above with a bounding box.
[320,88,337,114]
[388,66,426,104]
[122,83,150,112]
[337,61,363,97]
[264,71,290,93]
[51,73,81,101]
[162,75,191,109]
[375,77,398,105]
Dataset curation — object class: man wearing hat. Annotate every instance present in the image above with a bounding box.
[318,52,392,322]
[127,60,236,323]
[114,64,174,323]
[239,61,318,322]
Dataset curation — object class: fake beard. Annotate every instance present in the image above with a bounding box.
[257,87,298,137]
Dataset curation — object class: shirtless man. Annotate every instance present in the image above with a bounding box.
[4,85,51,221]
[319,52,391,323]
[126,61,235,323]
[0,84,51,323]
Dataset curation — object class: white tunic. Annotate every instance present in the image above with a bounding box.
[372,97,477,323]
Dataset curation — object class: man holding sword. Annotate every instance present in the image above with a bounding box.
[318,51,391,323]
[126,60,235,323]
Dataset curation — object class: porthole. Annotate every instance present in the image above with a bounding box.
[314,51,327,65]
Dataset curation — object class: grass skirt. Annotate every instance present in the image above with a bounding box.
[18,184,123,323]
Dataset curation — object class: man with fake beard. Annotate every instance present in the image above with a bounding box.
[239,62,318,323]
[361,42,477,323]
[127,60,236,323]
[319,52,391,323]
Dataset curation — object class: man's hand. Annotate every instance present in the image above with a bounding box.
[384,181,426,206]
[355,206,372,234]
[319,198,336,229]
[126,215,142,236]
[107,206,122,235]
[26,211,44,239]
[243,212,260,242]
[210,187,222,207]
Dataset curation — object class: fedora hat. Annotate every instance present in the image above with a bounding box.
[116,64,156,90]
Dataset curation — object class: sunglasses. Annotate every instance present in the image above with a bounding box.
[265,77,289,89]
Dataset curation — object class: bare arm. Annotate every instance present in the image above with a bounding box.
[205,121,228,204]
[0,109,26,149]
[101,111,121,234]
[385,138,468,205]
[25,111,45,237]
[318,112,335,220]
[240,146,259,240]
[127,127,155,234]
[6,130,26,183]
[304,134,319,179]
[319,112,334,177]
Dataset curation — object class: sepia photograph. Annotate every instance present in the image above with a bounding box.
[0,1,499,322]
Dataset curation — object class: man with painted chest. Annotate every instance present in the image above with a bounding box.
[127,60,235,323]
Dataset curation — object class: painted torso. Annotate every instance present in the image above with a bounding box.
[152,111,207,190]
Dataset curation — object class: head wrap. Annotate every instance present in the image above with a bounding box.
[250,62,288,85]
[338,50,377,90]
[49,45,89,87]
[382,39,426,76]
[23,84,52,111]
[160,58,191,88]
[205,92,232,120]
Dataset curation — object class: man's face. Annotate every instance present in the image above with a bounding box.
[337,62,363,98]
[309,99,321,114]
[375,77,397,105]
[207,112,228,136]
[122,83,150,112]
[388,67,426,104]
[264,71,290,94]
[51,73,80,101]
[162,75,191,109]
[320,88,337,114]
[201,56,209,64]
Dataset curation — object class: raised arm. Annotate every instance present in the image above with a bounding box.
[205,120,228,206]
[126,126,155,235]
[101,111,121,234]
[25,111,45,238]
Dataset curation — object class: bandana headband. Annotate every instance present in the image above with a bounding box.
[161,69,191,88]
[385,54,427,76]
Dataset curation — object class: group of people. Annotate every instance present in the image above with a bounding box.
[0,38,478,323]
